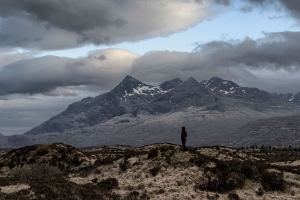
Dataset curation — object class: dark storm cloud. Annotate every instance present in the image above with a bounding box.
[244,0,300,18]
[214,0,231,5]
[0,0,212,50]
[194,31,300,69]
[213,0,300,19]
[0,17,84,50]
[0,0,126,33]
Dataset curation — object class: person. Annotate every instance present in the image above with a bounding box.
[181,126,187,150]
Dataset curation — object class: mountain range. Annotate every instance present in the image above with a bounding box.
[276,92,300,103]
[1,75,300,148]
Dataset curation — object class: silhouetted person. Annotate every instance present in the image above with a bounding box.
[181,126,187,150]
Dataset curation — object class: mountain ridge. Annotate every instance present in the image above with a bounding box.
[25,75,258,136]
[276,92,300,104]
[1,75,299,149]
[201,77,282,103]
[24,75,298,136]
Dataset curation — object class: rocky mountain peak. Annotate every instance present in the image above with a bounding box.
[201,76,249,95]
[171,76,210,95]
[277,92,300,103]
[203,77,240,91]
[119,75,144,88]
[122,75,140,83]
[199,77,283,103]
[179,77,200,88]
[279,93,294,102]
[159,78,182,91]
[111,75,145,96]
[112,76,183,98]
[206,76,223,83]
[186,76,198,82]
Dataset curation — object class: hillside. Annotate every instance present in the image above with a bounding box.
[201,114,300,147]
[0,143,300,199]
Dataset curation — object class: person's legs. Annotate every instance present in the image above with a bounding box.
[182,140,186,150]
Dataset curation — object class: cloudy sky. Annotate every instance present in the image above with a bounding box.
[1,0,300,135]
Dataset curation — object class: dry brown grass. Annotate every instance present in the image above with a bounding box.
[0,143,300,199]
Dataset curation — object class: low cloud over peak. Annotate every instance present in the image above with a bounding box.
[1,31,300,96]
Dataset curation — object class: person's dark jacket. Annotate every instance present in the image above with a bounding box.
[181,131,187,141]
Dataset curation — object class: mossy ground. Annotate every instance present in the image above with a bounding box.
[0,143,300,199]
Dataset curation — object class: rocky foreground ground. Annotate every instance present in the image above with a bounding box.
[0,143,300,199]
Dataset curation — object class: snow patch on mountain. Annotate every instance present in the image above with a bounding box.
[123,84,173,97]
[202,77,244,95]
[119,86,171,100]
[220,90,229,94]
